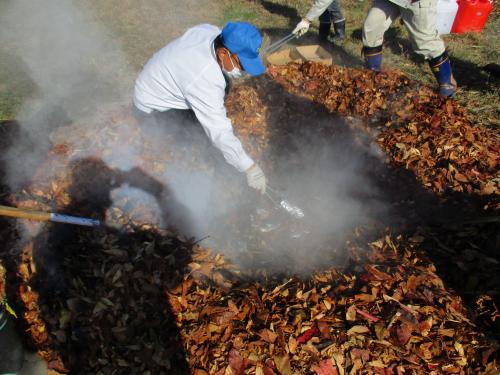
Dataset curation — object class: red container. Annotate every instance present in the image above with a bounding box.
[451,0,493,33]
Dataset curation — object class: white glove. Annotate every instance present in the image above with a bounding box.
[246,164,266,195]
[293,19,311,37]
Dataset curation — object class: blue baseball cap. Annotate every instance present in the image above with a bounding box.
[221,22,266,77]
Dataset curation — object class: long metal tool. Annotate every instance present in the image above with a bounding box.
[0,205,101,227]
[262,33,297,55]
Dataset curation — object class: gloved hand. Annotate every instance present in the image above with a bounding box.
[293,19,311,37]
[246,164,266,195]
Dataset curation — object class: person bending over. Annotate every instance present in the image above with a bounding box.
[133,22,267,194]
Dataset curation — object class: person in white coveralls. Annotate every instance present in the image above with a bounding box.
[293,0,456,97]
[133,22,267,194]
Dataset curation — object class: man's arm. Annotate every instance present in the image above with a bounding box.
[293,0,334,36]
[186,82,254,173]
[305,0,335,21]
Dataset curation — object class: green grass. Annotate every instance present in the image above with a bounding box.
[219,0,309,28]
[0,49,36,120]
[0,90,22,120]
[220,3,261,24]
[220,0,499,127]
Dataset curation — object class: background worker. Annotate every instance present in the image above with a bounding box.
[133,22,267,194]
[293,0,347,45]
[361,0,456,97]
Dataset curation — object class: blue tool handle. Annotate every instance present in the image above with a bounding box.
[50,213,101,227]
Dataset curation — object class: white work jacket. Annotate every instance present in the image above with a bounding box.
[134,24,254,172]
[305,0,336,21]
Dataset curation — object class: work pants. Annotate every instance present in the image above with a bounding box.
[319,0,345,24]
[132,105,203,145]
[132,105,229,171]
[362,0,445,59]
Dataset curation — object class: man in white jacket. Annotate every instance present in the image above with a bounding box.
[134,22,267,194]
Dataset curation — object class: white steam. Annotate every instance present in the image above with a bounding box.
[0,0,133,187]
[0,0,389,276]
[226,116,389,274]
[106,185,163,229]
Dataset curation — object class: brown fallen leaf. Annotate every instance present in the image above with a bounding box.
[312,359,339,375]
[273,353,292,375]
[229,349,246,375]
[259,328,278,343]
[347,325,370,335]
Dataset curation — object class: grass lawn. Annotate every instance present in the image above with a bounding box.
[0,49,36,120]
[219,0,499,127]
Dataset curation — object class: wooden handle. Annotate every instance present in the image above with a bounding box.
[0,205,51,222]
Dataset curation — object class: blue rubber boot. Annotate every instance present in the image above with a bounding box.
[429,52,457,97]
[362,45,383,71]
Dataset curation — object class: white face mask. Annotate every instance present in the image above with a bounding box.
[223,54,244,80]
[226,67,244,80]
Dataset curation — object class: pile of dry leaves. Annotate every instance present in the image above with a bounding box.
[173,233,499,374]
[1,62,498,374]
[262,63,498,198]
[9,215,500,374]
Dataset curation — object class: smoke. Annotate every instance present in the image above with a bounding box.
[225,115,389,275]
[0,0,241,242]
[0,0,134,187]
[106,185,164,229]
[123,113,244,241]
[0,0,389,278]
[285,118,387,237]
